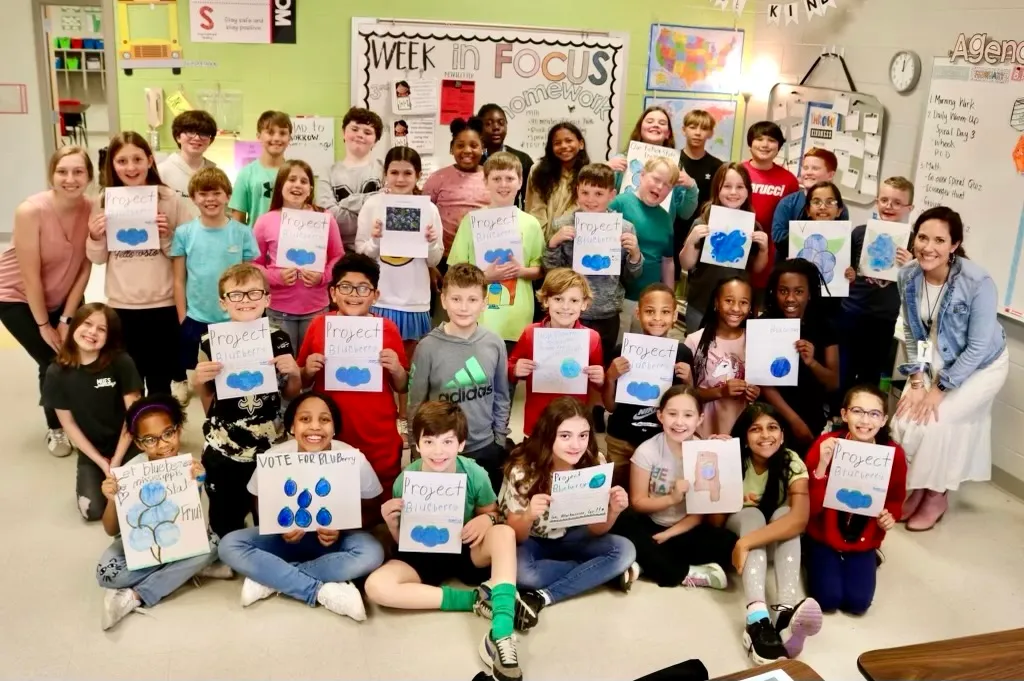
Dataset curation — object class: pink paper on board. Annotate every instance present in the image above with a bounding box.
[234,141,263,172]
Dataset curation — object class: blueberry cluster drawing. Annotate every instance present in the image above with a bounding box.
[836,488,873,510]
[770,357,792,378]
[796,233,837,283]
[226,370,265,392]
[483,248,514,264]
[866,232,897,271]
[626,381,660,401]
[285,248,316,267]
[385,206,421,232]
[116,228,149,247]
[277,477,333,529]
[126,481,181,563]
[627,159,644,191]
[410,525,450,547]
[335,366,372,386]
[560,358,582,378]
[709,229,748,264]
[588,473,607,488]
[581,254,612,271]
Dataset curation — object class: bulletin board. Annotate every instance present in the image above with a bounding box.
[766,84,886,205]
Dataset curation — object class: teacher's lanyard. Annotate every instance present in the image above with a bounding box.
[922,278,947,335]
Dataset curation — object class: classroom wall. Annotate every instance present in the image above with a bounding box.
[748,0,1024,490]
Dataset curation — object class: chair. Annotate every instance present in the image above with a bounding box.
[58,99,87,146]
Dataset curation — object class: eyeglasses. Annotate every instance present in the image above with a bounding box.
[877,197,907,209]
[333,282,375,297]
[135,425,180,448]
[847,407,885,421]
[223,289,268,302]
[182,132,213,141]
[809,198,839,208]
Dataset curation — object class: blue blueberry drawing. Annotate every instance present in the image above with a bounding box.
[560,358,582,378]
[315,478,331,497]
[297,489,313,509]
[626,381,660,401]
[285,248,316,266]
[483,248,514,264]
[335,366,372,386]
[225,370,264,392]
[277,507,294,527]
[284,479,297,497]
[279,476,335,529]
[295,508,313,528]
[866,233,897,271]
[804,233,829,251]
[125,481,181,563]
[115,227,149,247]
[628,159,644,191]
[589,473,607,488]
[709,229,748,264]
[700,463,716,480]
[316,508,333,525]
[581,253,612,271]
[836,488,873,510]
[796,233,839,283]
[770,357,792,378]
[410,525,450,547]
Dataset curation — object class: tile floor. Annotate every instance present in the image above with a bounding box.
[1,322,1023,681]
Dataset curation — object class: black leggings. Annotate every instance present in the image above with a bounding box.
[0,301,63,429]
[114,306,183,395]
[614,510,737,587]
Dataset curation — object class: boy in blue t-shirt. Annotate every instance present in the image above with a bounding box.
[171,167,258,374]
[228,110,291,225]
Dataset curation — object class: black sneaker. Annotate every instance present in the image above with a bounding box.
[473,584,543,631]
[479,632,522,681]
[742,617,788,665]
[875,548,885,566]
[773,598,822,658]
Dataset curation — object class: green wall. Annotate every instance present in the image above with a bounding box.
[115,0,755,166]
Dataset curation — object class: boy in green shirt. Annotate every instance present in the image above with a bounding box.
[229,110,292,225]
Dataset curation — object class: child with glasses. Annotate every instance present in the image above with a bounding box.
[804,384,907,615]
[298,254,409,496]
[192,264,303,538]
[158,110,219,199]
[772,149,850,261]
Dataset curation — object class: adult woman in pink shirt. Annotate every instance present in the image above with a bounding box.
[252,160,344,351]
[0,147,94,457]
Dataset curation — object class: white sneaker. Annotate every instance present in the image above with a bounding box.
[316,581,367,621]
[682,563,728,589]
[197,562,234,579]
[240,577,277,606]
[46,428,72,457]
[170,380,192,407]
[101,588,140,630]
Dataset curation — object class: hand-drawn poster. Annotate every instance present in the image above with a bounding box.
[823,439,896,517]
[614,333,679,407]
[276,208,329,272]
[255,447,362,534]
[469,206,523,270]
[547,462,614,529]
[533,327,590,395]
[701,205,756,269]
[789,220,852,297]
[859,219,911,283]
[398,471,467,554]
[105,186,159,252]
[324,315,383,392]
[745,318,800,387]
[681,437,743,514]
[207,318,277,399]
[572,212,622,275]
[381,194,431,259]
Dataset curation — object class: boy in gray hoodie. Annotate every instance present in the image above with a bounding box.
[407,263,511,493]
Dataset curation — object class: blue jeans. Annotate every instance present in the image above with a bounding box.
[267,308,326,354]
[805,536,876,615]
[516,527,636,604]
[95,535,218,607]
[218,527,384,606]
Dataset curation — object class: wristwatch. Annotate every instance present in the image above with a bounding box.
[59,315,72,325]
[937,382,949,392]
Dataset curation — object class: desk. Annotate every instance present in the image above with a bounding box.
[713,660,824,681]
[858,627,1024,681]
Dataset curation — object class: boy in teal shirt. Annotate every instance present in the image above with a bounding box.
[229,110,291,225]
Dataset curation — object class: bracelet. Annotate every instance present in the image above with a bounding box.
[37,321,49,327]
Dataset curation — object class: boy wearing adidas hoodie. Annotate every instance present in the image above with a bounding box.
[408,263,512,494]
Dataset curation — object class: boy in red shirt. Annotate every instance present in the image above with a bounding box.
[742,121,799,290]
[299,253,408,495]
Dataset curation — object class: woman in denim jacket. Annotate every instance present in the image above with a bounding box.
[891,207,1008,531]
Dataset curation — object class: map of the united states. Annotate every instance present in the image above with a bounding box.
[651,27,740,90]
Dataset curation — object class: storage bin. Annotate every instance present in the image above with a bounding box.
[70,38,83,49]
[66,57,80,70]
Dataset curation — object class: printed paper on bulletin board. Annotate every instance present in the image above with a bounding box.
[440,80,476,125]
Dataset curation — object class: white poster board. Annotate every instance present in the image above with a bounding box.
[619,141,674,212]
[105,186,159,252]
[287,117,335,180]
[390,117,435,153]
[572,212,622,275]
[189,0,297,44]
[789,220,853,297]
[207,318,277,399]
[324,315,383,392]
[681,438,743,514]
[469,207,523,270]
[701,205,756,269]
[859,219,911,283]
[614,333,678,407]
[745,318,800,387]
[532,327,590,395]
[255,447,362,534]
[398,471,466,554]
[111,454,211,571]
[823,439,896,517]
[390,78,439,115]
[381,195,431,259]
[547,462,614,529]
[276,208,329,272]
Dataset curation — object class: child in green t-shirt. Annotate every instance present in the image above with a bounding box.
[229,110,291,225]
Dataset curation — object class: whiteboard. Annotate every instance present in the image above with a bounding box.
[350,18,629,179]
[287,116,335,180]
[913,57,1024,321]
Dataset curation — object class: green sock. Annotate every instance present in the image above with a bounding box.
[440,585,476,612]
[489,582,516,639]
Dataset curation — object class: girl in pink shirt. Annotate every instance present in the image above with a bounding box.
[421,117,491,256]
[252,160,343,350]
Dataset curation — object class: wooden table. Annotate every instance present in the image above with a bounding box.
[713,660,824,681]
[858,627,1024,681]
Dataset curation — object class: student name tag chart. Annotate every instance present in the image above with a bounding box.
[789,220,852,297]
[391,78,439,116]
[105,185,159,252]
[398,471,466,554]
[277,208,329,271]
[615,333,679,407]
[548,462,614,529]
[681,438,743,514]
[208,318,277,399]
[572,212,622,275]
[255,448,362,534]
[533,327,590,394]
[860,219,911,283]
[620,141,673,212]
[381,195,431,259]
[111,454,210,570]
[469,206,523,270]
[701,205,756,269]
[324,316,383,392]
[823,439,896,517]
[745,318,800,387]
